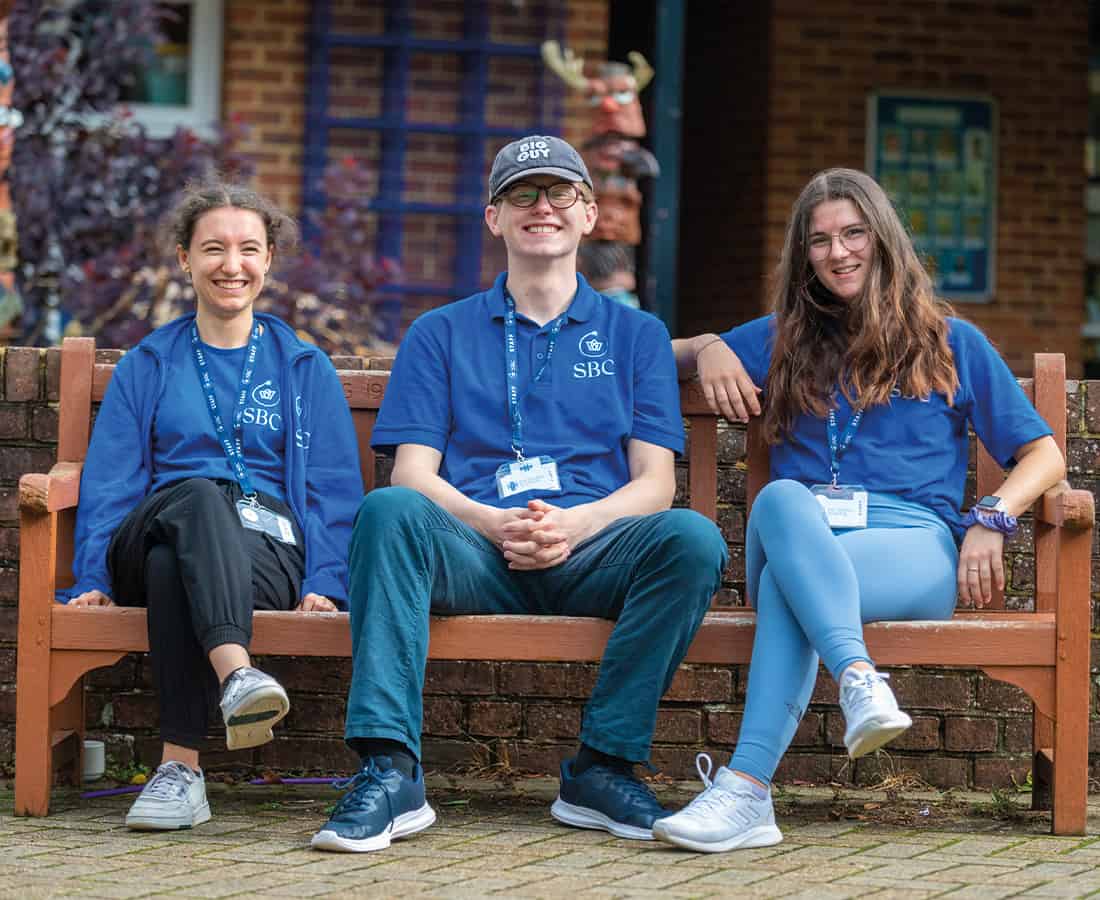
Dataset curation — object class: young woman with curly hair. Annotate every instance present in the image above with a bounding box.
[66,178,362,831]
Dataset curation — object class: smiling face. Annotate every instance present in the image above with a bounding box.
[807,199,874,301]
[178,206,272,321]
[484,175,598,263]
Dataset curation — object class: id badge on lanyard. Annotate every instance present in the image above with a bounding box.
[497,296,566,500]
[236,499,297,544]
[496,456,561,499]
[812,405,868,529]
[811,483,868,529]
[191,322,297,544]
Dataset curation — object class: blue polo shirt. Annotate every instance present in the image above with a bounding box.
[372,272,683,508]
[151,331,289,500]
[721,314,1052,539]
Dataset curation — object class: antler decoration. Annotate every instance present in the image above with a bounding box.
[627,51,654,93]
[540,40,589,91]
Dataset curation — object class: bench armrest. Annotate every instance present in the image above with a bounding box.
[1035,480,1095,531]
[18,462,83,515]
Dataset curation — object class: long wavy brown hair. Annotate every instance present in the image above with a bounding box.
[762,168,959,444]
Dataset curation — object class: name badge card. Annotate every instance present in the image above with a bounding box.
[810,484,868,529]
[496,456,561,499]
[236,500,297,544]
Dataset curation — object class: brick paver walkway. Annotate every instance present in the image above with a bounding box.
[2,776,1099,897]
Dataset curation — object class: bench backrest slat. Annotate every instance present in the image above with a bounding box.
[352,410,377,493]
[687,415,717,522]
[1032,355,1067,615]
[58,338,94,464]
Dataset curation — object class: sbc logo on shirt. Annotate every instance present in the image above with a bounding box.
[573,330,616,378]
[241,380,283,431]
[252,380,280,407]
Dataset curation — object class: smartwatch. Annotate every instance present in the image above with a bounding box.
[976,495,1008,514]
[963,495,1018,536]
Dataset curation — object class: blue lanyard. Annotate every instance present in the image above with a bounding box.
[190,321,263,499]
[504,295,567,460]
[826,405,863,487]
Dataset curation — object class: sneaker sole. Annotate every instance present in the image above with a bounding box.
[550,797,655,841]
[310,803,436,853]
[126,801,212,831]
[845,712,913,759]
[652,821,783,853]
[224,684,290,751]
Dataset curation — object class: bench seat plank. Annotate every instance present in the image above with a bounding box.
[50,606,1056,667]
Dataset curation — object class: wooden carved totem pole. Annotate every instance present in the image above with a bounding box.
[541,40,658,309]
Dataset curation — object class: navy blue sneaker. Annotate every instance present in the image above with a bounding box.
[310,757,436,853]
[551,757,669,840]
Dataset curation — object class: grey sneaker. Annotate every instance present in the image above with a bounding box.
[652,754,782,853]
[125,761,211,830]
[219,666,289,750]
[839,667,912,758]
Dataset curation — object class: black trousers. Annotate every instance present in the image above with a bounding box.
[109,478,304,749]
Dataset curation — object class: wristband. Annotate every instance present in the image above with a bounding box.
[961,507,1018,537]
[694,336,724,359]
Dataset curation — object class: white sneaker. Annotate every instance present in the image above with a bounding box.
[652,754,782,853]
[839,667,912,758]
[219,666,289,750]
[125,761,211,830]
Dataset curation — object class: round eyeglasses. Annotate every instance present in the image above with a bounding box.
[499,182,584,209]
[807,224,871,260]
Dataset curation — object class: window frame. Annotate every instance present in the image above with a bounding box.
[118,0,224,139]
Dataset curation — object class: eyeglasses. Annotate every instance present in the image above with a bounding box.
[807,224,871,260]
[498,182,585,209]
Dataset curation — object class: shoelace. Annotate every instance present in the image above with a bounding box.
[142,762,195,802]
[331,762,394,830]
[680,753,758,818]
[842,670,891,713]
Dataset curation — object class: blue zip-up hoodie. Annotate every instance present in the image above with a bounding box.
[65,312,364,608]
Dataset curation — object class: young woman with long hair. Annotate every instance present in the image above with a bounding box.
[66,178,362,831]
[657,168,1065,853]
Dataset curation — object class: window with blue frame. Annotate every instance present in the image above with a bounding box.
[303,0,566,340]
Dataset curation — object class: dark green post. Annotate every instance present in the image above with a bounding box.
[645,0,685,331]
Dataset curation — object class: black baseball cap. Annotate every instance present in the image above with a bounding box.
[488,135,593,199]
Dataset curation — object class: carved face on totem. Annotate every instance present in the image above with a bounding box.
[589,175,643,244]
[585,63,646,139]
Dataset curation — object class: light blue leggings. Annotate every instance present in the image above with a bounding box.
[730,479,959,785]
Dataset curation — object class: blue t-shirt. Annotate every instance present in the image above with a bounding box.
[372,272,683,508]
[151,332,289,500]
[721,314,1052,539]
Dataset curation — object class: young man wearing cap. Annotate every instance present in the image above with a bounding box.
[312,135,728,853]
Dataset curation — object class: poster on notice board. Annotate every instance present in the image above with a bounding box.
[867,92,996,303]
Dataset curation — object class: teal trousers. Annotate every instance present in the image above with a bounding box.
[344,486,728,763]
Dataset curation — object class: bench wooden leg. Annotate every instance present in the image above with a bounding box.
[15,510,57,816]
[49,676,85,787]
[14,695,53,817]
[1032,714,1054,811]
[1050,522,1091,836]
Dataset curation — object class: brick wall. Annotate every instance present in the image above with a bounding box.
[677,1,1088,376]
[1,345,1098,789]
[222,0,311,216]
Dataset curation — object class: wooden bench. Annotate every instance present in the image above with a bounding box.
[15,336,1095,833]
